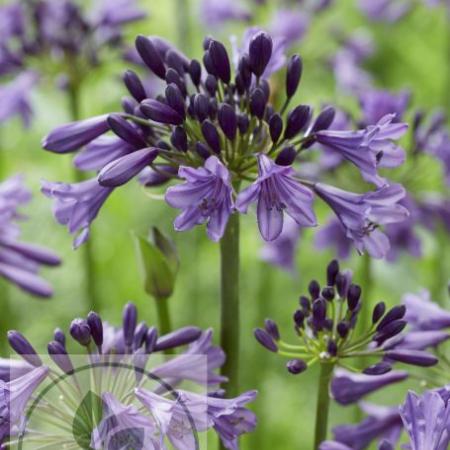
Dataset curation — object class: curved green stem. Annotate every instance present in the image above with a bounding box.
[313,363,335,449]
[155,296,172,336]
[67,83,99,313]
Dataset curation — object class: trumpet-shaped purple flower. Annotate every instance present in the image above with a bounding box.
[400,390,450,450]
[0,359,32,382]
[359,89,410,125]
[331,368,408,405]
[236,154,316,241]
[0,365,49,440]
[332,402,402,450]
[41,178,113,248]
[314,183,409,258]
[403,290,450,331]
[165,156,234,242]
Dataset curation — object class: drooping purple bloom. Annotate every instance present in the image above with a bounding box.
[199,0,251,26]
[0,71,38,126]
[314,183,409,258]
[400,390,450,450]
[403,290,450,331]
[41,178,113,248]
[260,215,301,272]
[387,330,450,351]
[359,89,410,125]
[165,156,234,242]
[331,368,408,405]
[332,402,402,450]
[314,218,353,259]
[236,154,316,241]
[0,175,61,297]
[0,365,49,441]
[270,10,310,48]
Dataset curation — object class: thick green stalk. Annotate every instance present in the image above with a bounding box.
[155,296,172,336]
[431,224,448,306]
[358,254,373,336]
[220,213,240,398]
[313,363,335,449]
[67,83,99,313]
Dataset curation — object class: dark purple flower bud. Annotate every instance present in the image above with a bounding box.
[123,302,138,349]
[209,98,218,120]
[154,326,202,351]
[265,105,275,122]
[48,341,74,374]
[347,284,362,311]
[70,319,91,347]
[286,359,307,375]
[205,74,218,96]
[165,84,186,119]
[327,340,338,356]
[189,59,202,86]
[218,103,237,140]
[308,280,321,300]
[275,146,296,166]
[311,106,336,133]
[195,142,211,159]
[376,305,406,331]
[122,97,137,115]
[237,114,249,134]
[135,35,166,79]
[208,40,231,84]
[237,55,252,90]
[203,50,216,76]
[98,148,158,187]
[133,322,148,350]
[107,114,147,148]
[299,296,310,311]
[53,328,66,347]
[141,99,184,125]
[8,331,42,367]
[201,120,221,154]
[87,312,103,349]
[171,126,188,152]
[286,55,303,98]
[264,319,280,341]
[312,298,326,322]
[165,68,187,96]
[165,50,185,76]
[326,260,339,286]
[284,105,311,139]
[203,36,213,51]
[260,79,270,103]
[322,287,335,302]
[372,302,386,324]
[250,88,266,119]
[269,113,283,143]
[293,309,305,328]
[194,94,210,122]
[145,326,158,353]
[336,272,351,298]
[363,362,392,375]
[254,328,278,352]
[379,440,394,450]
[324,318,334,331]
[374,319,407,345]
[337,321,349,339]
[384,349,438,367]
[123,70,147,102]
[249,31,273,77]
[139,164,177,187]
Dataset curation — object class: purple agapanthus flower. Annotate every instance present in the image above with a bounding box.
[358,0,412,22]
[236,154,316,241]
[0,359,31,382]
[314,183,409,258]
[331,368,409,405]
[165,156,234,242]
[400,389,450,450]
[269,9,310,48]
[332,402,402,449]
[41,178,113,248]
[200,0,251,26]
[0,175,61,297]
[403,290,450,331]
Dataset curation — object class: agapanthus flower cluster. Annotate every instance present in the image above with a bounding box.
[254,260,438,376]
[42,31,409,255]
[0,0,146,125]
[3,302,257,448]
[0,175,60,297]
[315,89,450,262]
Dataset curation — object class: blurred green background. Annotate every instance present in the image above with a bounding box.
[0,0,449,448]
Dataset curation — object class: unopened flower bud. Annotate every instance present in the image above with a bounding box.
[254,328,278,352]
[249,31,273,77]
[8,331,42,367]
[286,55,303,98]
[286,359,307,375]
[70,319,91,347]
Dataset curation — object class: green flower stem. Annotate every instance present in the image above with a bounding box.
[67,82,99,313]
[155,296,172,336]
[313,362,335,449]
[219,212,240,398]
[431,224,449,306]
[358,253,373,335]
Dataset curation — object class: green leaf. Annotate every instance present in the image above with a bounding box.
[72,391,103,450]
[150,227,179,275]
[134,233,176,299]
